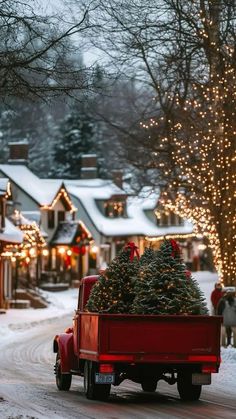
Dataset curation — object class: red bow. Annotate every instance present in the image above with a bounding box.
[170,239,181,257]
[185,270,191,279]
[125,242,140,261]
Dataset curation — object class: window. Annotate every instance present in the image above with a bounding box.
[104,200,126,218]
[48,210,55,229]
[58,211,65,223]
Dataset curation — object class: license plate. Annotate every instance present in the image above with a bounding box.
[192,373,211,385]
[95,373,115,384]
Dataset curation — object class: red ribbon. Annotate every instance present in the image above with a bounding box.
[185,270,191,280]
[124,242,140,261]
[170,239,181,257]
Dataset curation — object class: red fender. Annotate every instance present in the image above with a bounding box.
[55,332,77,373]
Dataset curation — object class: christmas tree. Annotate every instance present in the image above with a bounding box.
[86,242,140,313]
[132,239,208,315]
[139,246,155,266]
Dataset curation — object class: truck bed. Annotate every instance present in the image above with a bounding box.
[78,313,221,364]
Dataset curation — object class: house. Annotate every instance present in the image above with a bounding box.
[62,156,203,272]
[0,142,83,284]
[63,177,198,271]
[8,210,47,290]
[0,178,23,310]
[0,144,205,290]
[42,156,194,272]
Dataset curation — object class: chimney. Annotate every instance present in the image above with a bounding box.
[112,169,123,188]
[8,140,29,165]
[81,154,97,179]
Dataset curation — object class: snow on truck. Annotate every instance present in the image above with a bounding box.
[53,275,222,401]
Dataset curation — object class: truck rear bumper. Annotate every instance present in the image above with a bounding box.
[97,353,220,364]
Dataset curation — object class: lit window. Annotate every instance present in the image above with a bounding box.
[104,200,126,218]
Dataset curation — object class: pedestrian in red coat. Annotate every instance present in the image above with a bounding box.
[211,282,224,315]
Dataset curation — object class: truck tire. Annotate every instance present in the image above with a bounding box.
[55,352,72,391]
[84,361,111,401]
[141,379,157,392]
[177,372,201,401]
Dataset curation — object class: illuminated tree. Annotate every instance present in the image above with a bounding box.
[82,0,236,285]
[160,68,236,286]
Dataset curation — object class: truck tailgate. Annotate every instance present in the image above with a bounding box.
[79,314,221,363]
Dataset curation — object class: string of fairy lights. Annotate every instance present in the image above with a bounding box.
[1,210,46,262]
[141,63,236,284]
[41,188,77,213]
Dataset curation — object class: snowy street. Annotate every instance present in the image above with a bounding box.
[0,272,236,419]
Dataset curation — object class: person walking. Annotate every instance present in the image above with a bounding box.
[211,282,224,315]
[217,291,236,347]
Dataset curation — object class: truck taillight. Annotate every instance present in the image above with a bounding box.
[99,363,114,373]
[202,364,217,373]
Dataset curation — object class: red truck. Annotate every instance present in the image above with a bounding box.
[53,275,222,401]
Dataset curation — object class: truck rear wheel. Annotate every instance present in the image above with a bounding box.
[84,361,111,401]
[55,352,72,391]
[141,379,157,392]
[177,372,201,401]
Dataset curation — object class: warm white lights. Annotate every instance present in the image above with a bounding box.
[41,188,76,212]
[42,249,49,257]
[58,247,66,255]
[29,248,36,257]
[91,245,99,254]
[198,244,207,251]
[143,64,236,284]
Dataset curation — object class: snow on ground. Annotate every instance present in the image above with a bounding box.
[0,288,78,344]
[1,271,236,394]
[192,271,236,394]
[192,270,219,311]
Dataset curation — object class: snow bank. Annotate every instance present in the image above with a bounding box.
[0,288,78,344]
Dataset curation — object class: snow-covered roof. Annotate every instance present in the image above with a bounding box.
[10,211,34,227]
[127,195,193,237]
[21,211,41,225]
[9,210,48,239]
[51,221,79,245]
[21,211,48,237]
[51,220,90,245]
[0,165,64,206]
[63,178,126,199]
[0,218,24,243]
[129,186,160,210]
[66,181,193,237]
[9,139,28,145]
